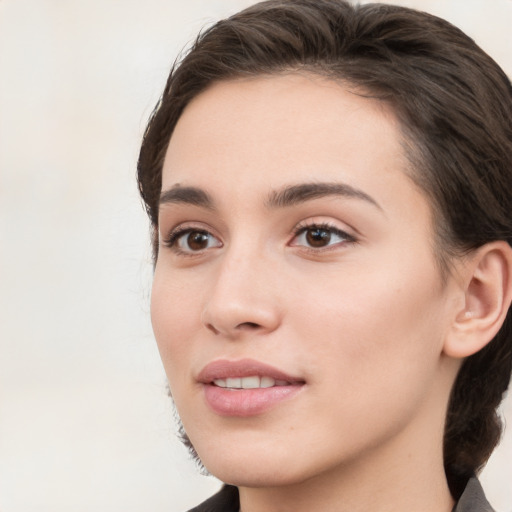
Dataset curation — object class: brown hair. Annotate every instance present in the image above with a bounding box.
[137,0,512,497]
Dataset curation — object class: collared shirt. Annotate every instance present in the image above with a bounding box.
[187,477,494,512]
[453,478,495,512]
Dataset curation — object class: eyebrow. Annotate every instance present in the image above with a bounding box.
[159,186,214,209]
[159,181,382,212]
[266,182,382,211]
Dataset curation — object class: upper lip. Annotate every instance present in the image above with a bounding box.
[197,358,304,384]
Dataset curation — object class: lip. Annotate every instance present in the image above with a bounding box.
[198,358,303,383]
[198,358,305,417]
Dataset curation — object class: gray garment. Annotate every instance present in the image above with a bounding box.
[188,477,494,512]
[454,478,495,512]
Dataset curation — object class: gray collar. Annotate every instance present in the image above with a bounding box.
[454,477,495,512]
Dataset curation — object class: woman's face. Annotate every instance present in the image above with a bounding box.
[151,74,461,486]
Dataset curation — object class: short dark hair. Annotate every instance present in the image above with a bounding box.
[138,0,512,497]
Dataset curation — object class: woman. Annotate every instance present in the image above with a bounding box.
[138,1,512,510]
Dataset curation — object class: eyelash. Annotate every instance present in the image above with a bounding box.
[161,221,357,256]
[162,224,221,256]
[290,221,357,251]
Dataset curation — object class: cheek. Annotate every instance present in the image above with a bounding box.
[292,257,448,386]
[150,270,202,382]
[286,267,449,456]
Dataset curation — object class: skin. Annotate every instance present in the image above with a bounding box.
[151,73,467,512]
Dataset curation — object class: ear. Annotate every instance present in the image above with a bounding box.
[443,241,512,359]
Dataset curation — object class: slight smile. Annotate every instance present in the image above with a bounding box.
[198,359,306,417]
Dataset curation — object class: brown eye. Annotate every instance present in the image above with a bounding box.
[186,231,210,251]
[305,227,331,247]
[166,228,222,253]
[291,223,355,250]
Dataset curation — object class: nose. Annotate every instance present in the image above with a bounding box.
[201,245,282,339]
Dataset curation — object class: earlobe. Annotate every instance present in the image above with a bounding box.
[443,241,512,359]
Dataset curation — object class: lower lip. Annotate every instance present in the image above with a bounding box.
[203,384,303,417]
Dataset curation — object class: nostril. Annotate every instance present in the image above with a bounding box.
[237,322,260,330]
[204,320,261,335]
[206,323,220,335]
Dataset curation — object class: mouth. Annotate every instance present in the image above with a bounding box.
[198,359,305,416]
[212,376,293,389]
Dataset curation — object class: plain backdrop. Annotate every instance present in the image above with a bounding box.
[0,1,511,511]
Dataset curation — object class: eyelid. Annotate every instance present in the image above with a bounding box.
[289,220,357,250]
[160,218,357,256]
[161,222,222,254]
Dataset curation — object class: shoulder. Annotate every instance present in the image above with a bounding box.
[454,477,495,512]
[187,485,239,512]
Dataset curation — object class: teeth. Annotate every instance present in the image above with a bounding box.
[226,377,241,388]
[241,376,260,389]
[213,376,289,389]
[260,376,275,388]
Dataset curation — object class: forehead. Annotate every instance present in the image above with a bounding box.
[162,73,428,220]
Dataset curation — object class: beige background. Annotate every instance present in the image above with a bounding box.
[0,1,511,510]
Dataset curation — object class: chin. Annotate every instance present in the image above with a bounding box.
[193,433,344,490]
[188,433,305,487]
[205,458,309,488]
